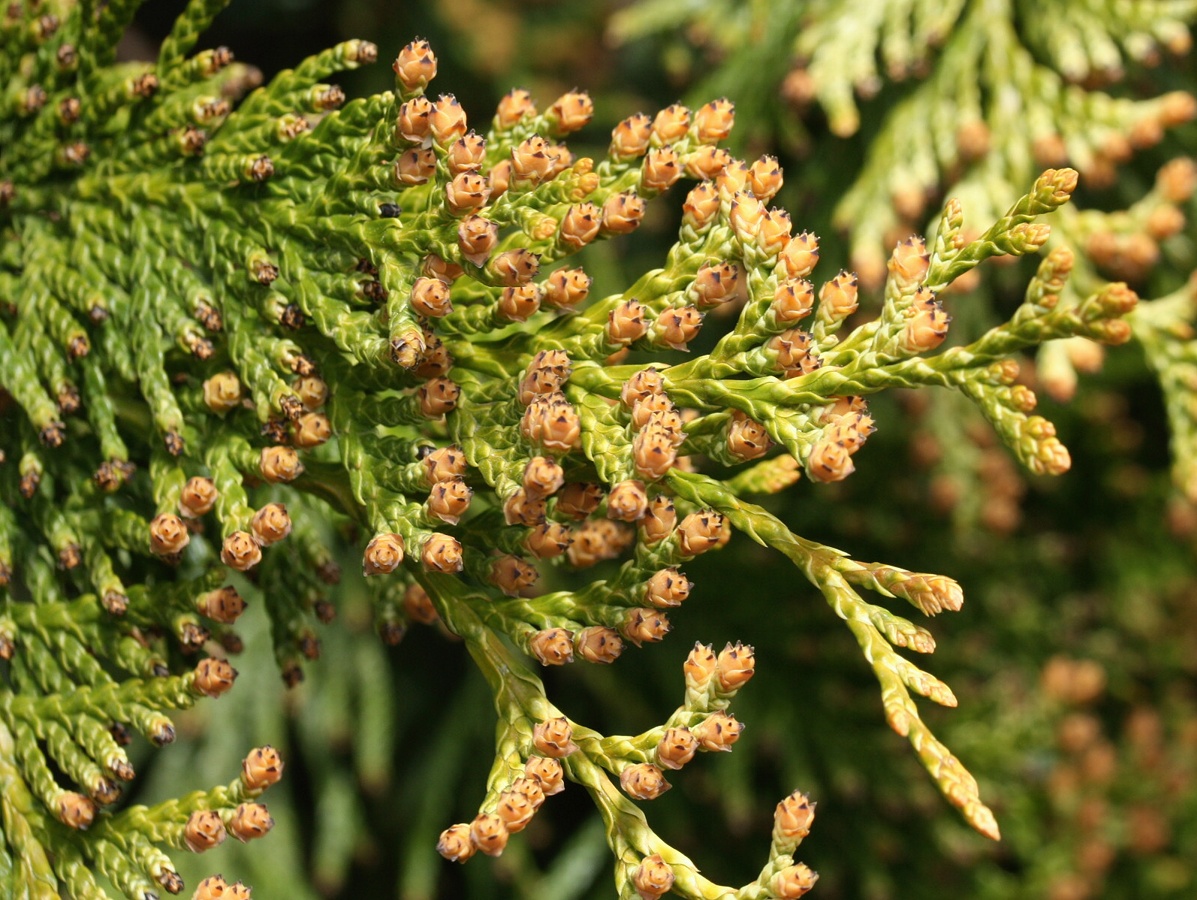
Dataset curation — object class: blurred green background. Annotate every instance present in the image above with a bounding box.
[120,2,1197,898]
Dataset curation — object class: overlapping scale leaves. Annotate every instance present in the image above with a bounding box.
[0,0,1144,897]
[609,0,1197,519]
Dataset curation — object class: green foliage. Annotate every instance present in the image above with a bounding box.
[0,1,1190,899]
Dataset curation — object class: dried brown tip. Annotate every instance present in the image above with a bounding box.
[150,717,177,747]
[179,620,211,652]
[148,865,182,897]
[38,421,66,447]
[94,459,132,493]
[293,375,328,410]
[58,543,83,570]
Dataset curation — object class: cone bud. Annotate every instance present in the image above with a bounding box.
[230,802,274,841]
[692,711,744,751]
[150,513,190,556]
[620,763,671,800]
[221,532,262,571]
[575,626,623,664]
[530,628,575,666]
[469,813,509,857]
[622,607,671,646]
[180,477,218,517]
[532,717,577,758]
[611,113,653,159]
[194,658,238,697]
[251,503,292,546]
[393,39,437,93]
[633,853,675,899]
[525,756,565,794]
[437,823,475,862]
[185,810,227,852]
[363,533,405,575]
[241,746,284,793]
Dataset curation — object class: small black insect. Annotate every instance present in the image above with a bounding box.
[379,202,401,218]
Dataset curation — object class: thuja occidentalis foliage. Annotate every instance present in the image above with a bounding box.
[0,1,1143,897]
